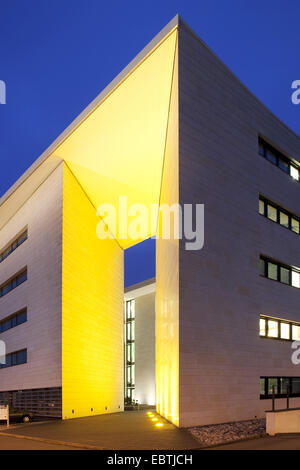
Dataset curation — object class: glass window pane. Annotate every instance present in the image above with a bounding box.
[278,159,289,173]
[280,323,290,340]
[280,267,290,285]
[267,204,277,222]
[259,143,265,156]
[259,199,265,215]
[268,378,278,395]
[16,350,26,365]
[5,355,12,368]
[292,378,300,395]
[2,284,11,295]
[260,378,266,395]
[16,311,27,325]
[259,318,266,336]
[268,262,278,281]
[268,320,279,338]
[292,325,300,340]
[16,272,27,286]
[279,212,289,228]
[279,378,290,395]
[292,271,300,288]
[260,259,266,276]
[290,165,299,181]
[266,149,277,165]
[291,218,300,234]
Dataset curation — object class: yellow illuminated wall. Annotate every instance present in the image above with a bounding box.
[62,163,124,419]
[156,35,179,426]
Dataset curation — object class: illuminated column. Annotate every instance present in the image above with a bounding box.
[156,34,180,427]
[61,163,124,419]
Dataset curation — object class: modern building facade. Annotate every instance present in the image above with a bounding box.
[0,15,299,427]
[124,279,156,407]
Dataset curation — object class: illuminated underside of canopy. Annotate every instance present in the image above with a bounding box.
[53,28,178,248]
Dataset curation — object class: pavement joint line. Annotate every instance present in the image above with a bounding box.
[0,431,105,450]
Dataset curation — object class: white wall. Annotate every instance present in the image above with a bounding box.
[135,292,156,405]
[178,22,300,427]
[0,164,63,391]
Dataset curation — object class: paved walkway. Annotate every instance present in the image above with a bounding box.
[0,435,81,450]
[0,411,200,450]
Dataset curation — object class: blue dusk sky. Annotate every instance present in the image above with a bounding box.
[0,0,299,286]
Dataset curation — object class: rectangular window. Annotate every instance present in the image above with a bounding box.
[124,300,135,404]
[267,204,277,222]
[0,269,27,299]
[292,271,300,289]
[292,325,300,341]
[0,230,28,264]
[280,323,290,340]
[259,199,265,215]
[260,258,266,276]
[290,165,299,181]
[259,196,300,236]
[280,267,290,285]
[259,137,300,182]
[0,309,27,334]
[267,262,278,281]
[280,212,289,228]
[0,349,27,369]
[260,377,300,399]
[267,320,278,338]
[259,318,266,336]
[260,315,300,342]
[260,256,300,289]
[292,218,300,234]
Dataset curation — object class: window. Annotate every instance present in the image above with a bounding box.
[260,377,300,399]
[280,267,290,285]
[259,318,266,336]
[0,349,27,369]
[260,315,300,342]
[260,256,300,289]
[267,204,277,222]
[0,309,27,334]
[259,137,300,182]
[0,270,27,299]
[259,196,300,235]
[0,230,28,264]
[292,325,300,341]
[290,165,299,180]
[280,323,290,340]
[124,300,135,404]
[292,271,300,289]
[268,320,278,338]
[268,262,278,281]
[280,212,289,228]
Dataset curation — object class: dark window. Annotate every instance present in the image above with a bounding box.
[280,267,290,285]
[0,269,27,299]
[260,258,266,276]
[260,377,300,399]
[259,196,300,235]
[0,230,28,264]
[259,137,300,182]
[0,309,27,334]
[267,262,278,281]
[260,256,300,289]
[0,349,27,369]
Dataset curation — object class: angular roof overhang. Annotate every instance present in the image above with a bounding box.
[0,15,180,249]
